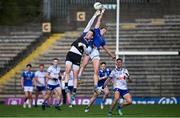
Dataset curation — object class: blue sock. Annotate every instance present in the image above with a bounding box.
[102,99,105,104]
[43,100,47,104]
[117,105,122,110]
[57,99,61,106]
[73,88,77,93]
[108,109,112,113]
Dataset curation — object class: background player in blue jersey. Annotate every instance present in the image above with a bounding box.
[34,64,47,107]
[98,62,111,109]
[78,8,115,91]
[21,64,35,108]
[84,61,111,112]
[64,10,101,99]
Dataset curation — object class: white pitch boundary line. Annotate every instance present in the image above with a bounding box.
[116,51,179,55]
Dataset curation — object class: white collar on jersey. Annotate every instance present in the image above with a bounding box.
[115,67,123,71]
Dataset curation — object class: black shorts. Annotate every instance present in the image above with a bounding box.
[68,86,73,92]
[65,51,82,66]
[97,79,106,87]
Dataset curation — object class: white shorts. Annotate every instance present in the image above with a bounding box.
[68,79,74,87]
[24,86,33,92]
[47,84,61,91]
[65,61,80,70]
[89,48,100,61]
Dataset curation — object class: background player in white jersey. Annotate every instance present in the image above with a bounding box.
[103,58,132,116]
[60,70,67,105]
[64,10,101,98]
[21,64,35,108]
[34,64,47,107]
[42,58,62,111]
[61,70,75,107]
[84,61,111,112]
[78,8,115,91]
[66,70,74,107]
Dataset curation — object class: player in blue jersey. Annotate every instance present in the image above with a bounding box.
[103,58,133,116]
[42,58,62,111]
[78,8,115,91]
[21,64,35,108]
[34,64,47,107]
[84,62,111,112]
[98,62,111,109]
[64,10,101,99]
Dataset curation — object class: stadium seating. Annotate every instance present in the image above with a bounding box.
[0,24,44,100]
[0,24,43,76]
[0,15,180,101]
[105,15,180,97]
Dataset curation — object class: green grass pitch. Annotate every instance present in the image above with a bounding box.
[0,104,180,117]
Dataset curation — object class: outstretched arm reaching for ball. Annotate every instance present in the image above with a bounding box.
[83,10,101,33]
[95,8,105,29]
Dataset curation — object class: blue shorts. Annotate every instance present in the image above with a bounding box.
[36,86,46,92]
[97,79,106,87]
[68,86,73,92]
[47,84,60,91]
[114,88,129,97]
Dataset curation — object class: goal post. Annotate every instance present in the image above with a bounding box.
[117,51,179,55]
[116,0,120,59]
[115,0,179,60]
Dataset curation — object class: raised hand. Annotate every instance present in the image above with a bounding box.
[101,7,106,14]
[95,10,101,16]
